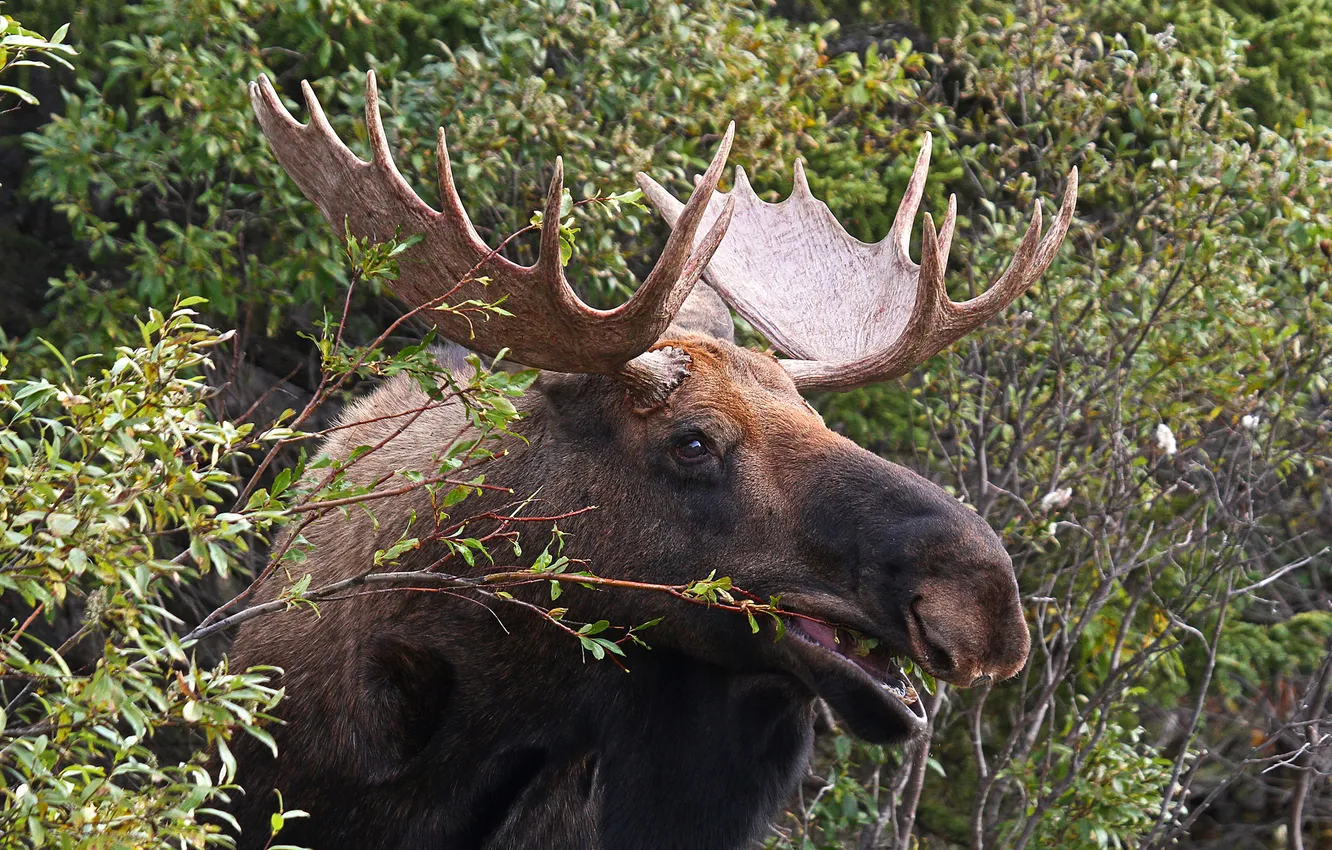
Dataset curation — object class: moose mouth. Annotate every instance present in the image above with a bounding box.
[777,614,928,742]
[787,618,921,705]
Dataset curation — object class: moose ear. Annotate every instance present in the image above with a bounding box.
[665,282,735,344]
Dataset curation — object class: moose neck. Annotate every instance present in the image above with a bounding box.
[396,635,815,850]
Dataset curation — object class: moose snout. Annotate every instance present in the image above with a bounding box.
[802,451,1032,685]
[906,566,1030,686]
[874,482,1031,686]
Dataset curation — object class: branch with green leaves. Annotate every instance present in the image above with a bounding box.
[0,7,75,110]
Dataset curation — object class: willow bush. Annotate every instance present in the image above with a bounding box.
[5,0,1331,847]
[0,228,551,846]
[0,304,285,848]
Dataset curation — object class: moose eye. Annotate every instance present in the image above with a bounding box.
[672,435,711,464]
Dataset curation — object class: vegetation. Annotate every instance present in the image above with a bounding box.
[0,304,283,847]
[0,5,75,111]
[1,0,1329,847]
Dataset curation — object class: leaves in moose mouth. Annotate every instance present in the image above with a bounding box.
[783,617,921,706]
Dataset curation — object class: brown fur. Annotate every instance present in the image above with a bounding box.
[225,328,1028,850]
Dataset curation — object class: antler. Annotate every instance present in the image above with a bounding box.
[249,71,734,378]
[637,134,1077,391]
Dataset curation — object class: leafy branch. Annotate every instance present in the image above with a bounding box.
[0,6,76,109]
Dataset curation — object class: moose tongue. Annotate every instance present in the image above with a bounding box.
[800,619,838,648]
[791,618,918,704]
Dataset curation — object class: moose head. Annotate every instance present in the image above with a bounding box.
[228,72,1077,850]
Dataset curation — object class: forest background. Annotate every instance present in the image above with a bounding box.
[1,0,1330,847]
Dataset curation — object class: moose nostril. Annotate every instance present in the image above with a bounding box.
[911,608,955,675]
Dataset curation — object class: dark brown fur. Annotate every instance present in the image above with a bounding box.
[226,326,1028,850]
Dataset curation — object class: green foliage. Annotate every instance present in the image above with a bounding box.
[0,5,76,109]
[766,733,901,849]
[1216,611,1332,699]
[1081,0,1332,129]
[14,0,469,360]
[0,304,283,847]
[1003,722,1178,849]
[777,0,966,41]
[0,228,561,847]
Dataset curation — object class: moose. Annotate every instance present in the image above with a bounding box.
[227,71,1076,849]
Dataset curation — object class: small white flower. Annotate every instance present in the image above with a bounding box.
[1241,414,1260,432]
[1155,423,1177,456]
[1149,92,1158,104]
[1040,487,1073,512]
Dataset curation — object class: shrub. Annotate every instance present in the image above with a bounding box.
[0,5,76,111]
[0,231,549,847]
[0,303,283,847]
[1083,0,1332,129]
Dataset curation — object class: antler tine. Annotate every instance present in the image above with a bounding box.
[662,126,735,268]
[890,133,933,259]
[299,80,334,137]
[920,212,946,296]
[951,202,1045,323]
[596,123,735,338]
[537,157,567,279]
[910,209,948,343]
[639,136,1079,392]
[952,167,1077,322]
[251,71,735,380]
[937,194,957,264]
[434,126,486,244]
[678,194,736,293]
[792,160,814,198]
[363,71,396,168]
[1034,167,1079,276]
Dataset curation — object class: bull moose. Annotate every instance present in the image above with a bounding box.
[227,71,1077,849]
